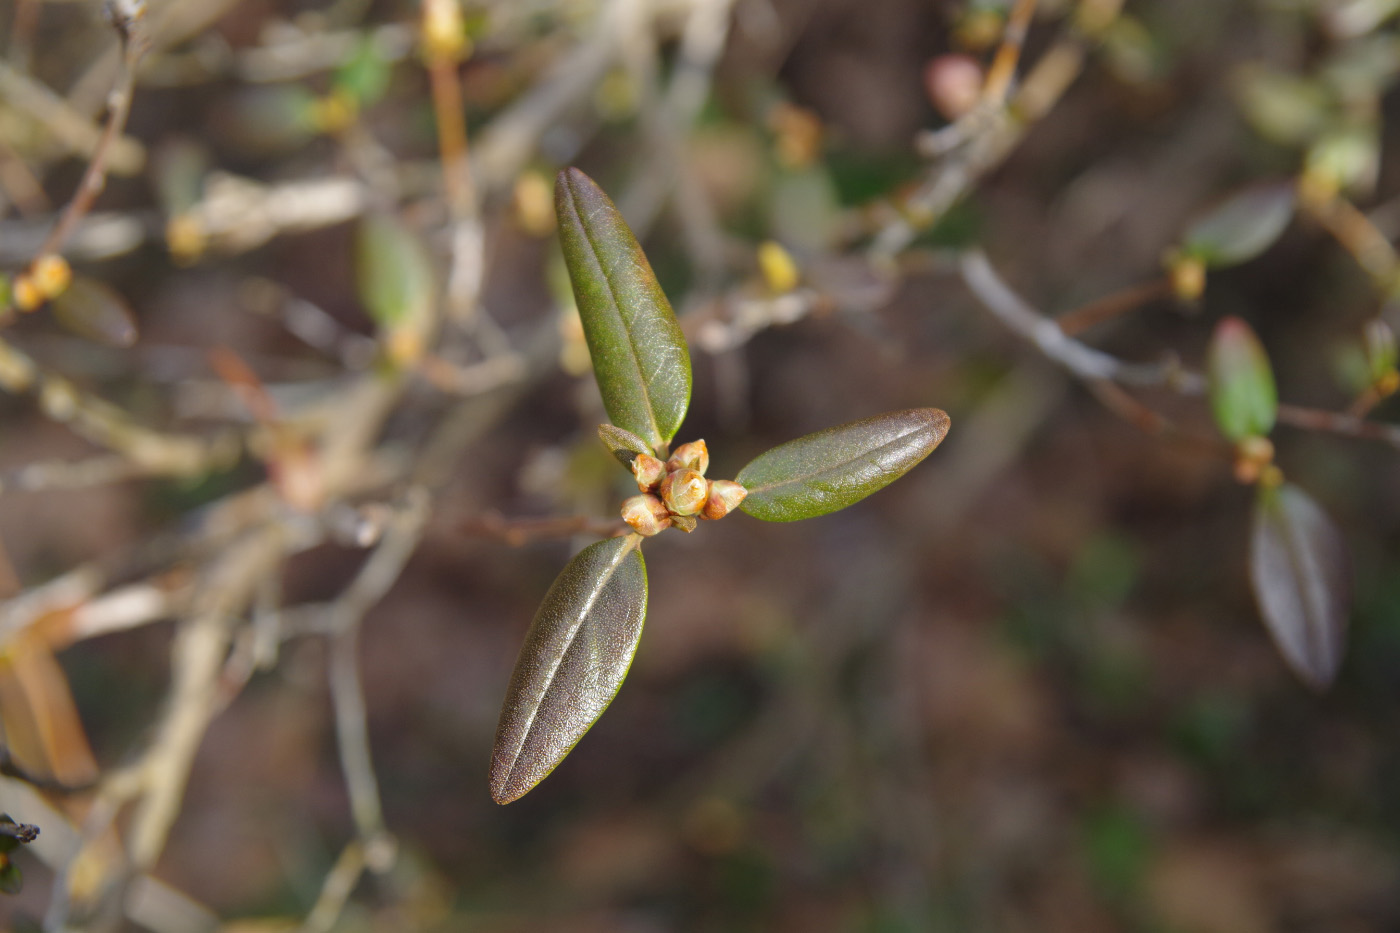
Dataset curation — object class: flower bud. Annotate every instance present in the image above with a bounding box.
[660,468,708,516]
[32,254,72,300]
[702,479,748,520]
[621,494,671,536]
[670,514,697,533]
[630,453,666,491]
[666,439,709,475]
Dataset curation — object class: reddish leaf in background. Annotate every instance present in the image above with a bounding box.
[1249,482,1351,690]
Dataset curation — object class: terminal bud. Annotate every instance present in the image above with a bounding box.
[660,468,708,516]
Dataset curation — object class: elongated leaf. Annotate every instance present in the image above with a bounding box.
[49,277,137,348]
[1249,483,1351,691]
[1183,182,1295,268]
[736,408,951,522]
[555,168,691,450]
[1207,317,1276,441]
[491,535,647,803]
[356,212,435,329]
[597,423,654,467]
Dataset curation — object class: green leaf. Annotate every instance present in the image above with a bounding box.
[555,168,691,451]
[49,276,138,348]
[0,857,19,895]
[1183,182,1295,268]
[1207,316,1276,441]
[491,535,648,803]
[736,408,951,522]
[1250,483,1351,691]
[356,212,435,330]
[597,423,654,467]
[334,35,392,106]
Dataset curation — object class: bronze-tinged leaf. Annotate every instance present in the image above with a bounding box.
[49,277,137,348]
[491,535,647,804]
[597,423,654,467]
[555,168,691,451]
[736,408,951,522]
[1249,482,1351,691]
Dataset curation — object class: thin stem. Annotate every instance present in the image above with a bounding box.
[959,249,1200,390]
[460,511,631,546]
[1056,277,1173,336]
[424,15,485,328]
[329,625,385,844]
[1302,188,1400,291]
[33,24,148,263]
[962,247,1400,453]
[1276,402,1400,449]
[982,0,1041,105]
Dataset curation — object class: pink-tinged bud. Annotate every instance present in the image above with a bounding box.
[660,468,708,516]
[702,479,748,520]
[621,494,671,536]
[671,514,697,533]
[666,439,709,475]
[923,54,983,121]
[630,453,666,491]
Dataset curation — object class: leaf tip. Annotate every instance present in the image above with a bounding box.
[920,407,952,448]
[488,760,528,805]
[555,166,596,213]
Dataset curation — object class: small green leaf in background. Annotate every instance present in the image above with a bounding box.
[1250,482,1351,690]
[597,423,654,467]
[1231,65,1331,147]
[1182,182,1296,268]
[555,168,691,452]
[736,408,951,522]
[334,34,392,107]
[1306,126,1380,197]
[1364,319,1397,382]
[1207,316,1277,442]
[50,276,138,348]
[356,212,437,365]
[0,857,20,895]
[491,534,648,804]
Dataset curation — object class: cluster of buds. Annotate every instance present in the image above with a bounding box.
[620,440,748,536]
[11,255,72,312]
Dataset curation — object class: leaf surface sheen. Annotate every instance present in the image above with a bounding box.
[490,534,647,803]
[737,408,950,522]
[556,168,690,451]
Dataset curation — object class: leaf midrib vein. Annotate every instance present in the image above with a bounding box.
[567,185,663,447]
[502,537,635,782]
[742,422,927,495]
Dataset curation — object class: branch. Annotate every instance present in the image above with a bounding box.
[961,248,1400,452]
[32,6,150,263]
[959,249,1203,390]
[460,511,631,546]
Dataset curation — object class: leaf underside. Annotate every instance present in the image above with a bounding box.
[556,168,691,451]
[490,535,648,804]
[1249,482,1351,691]
[597,423,654,467]
[736,408,951,522]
